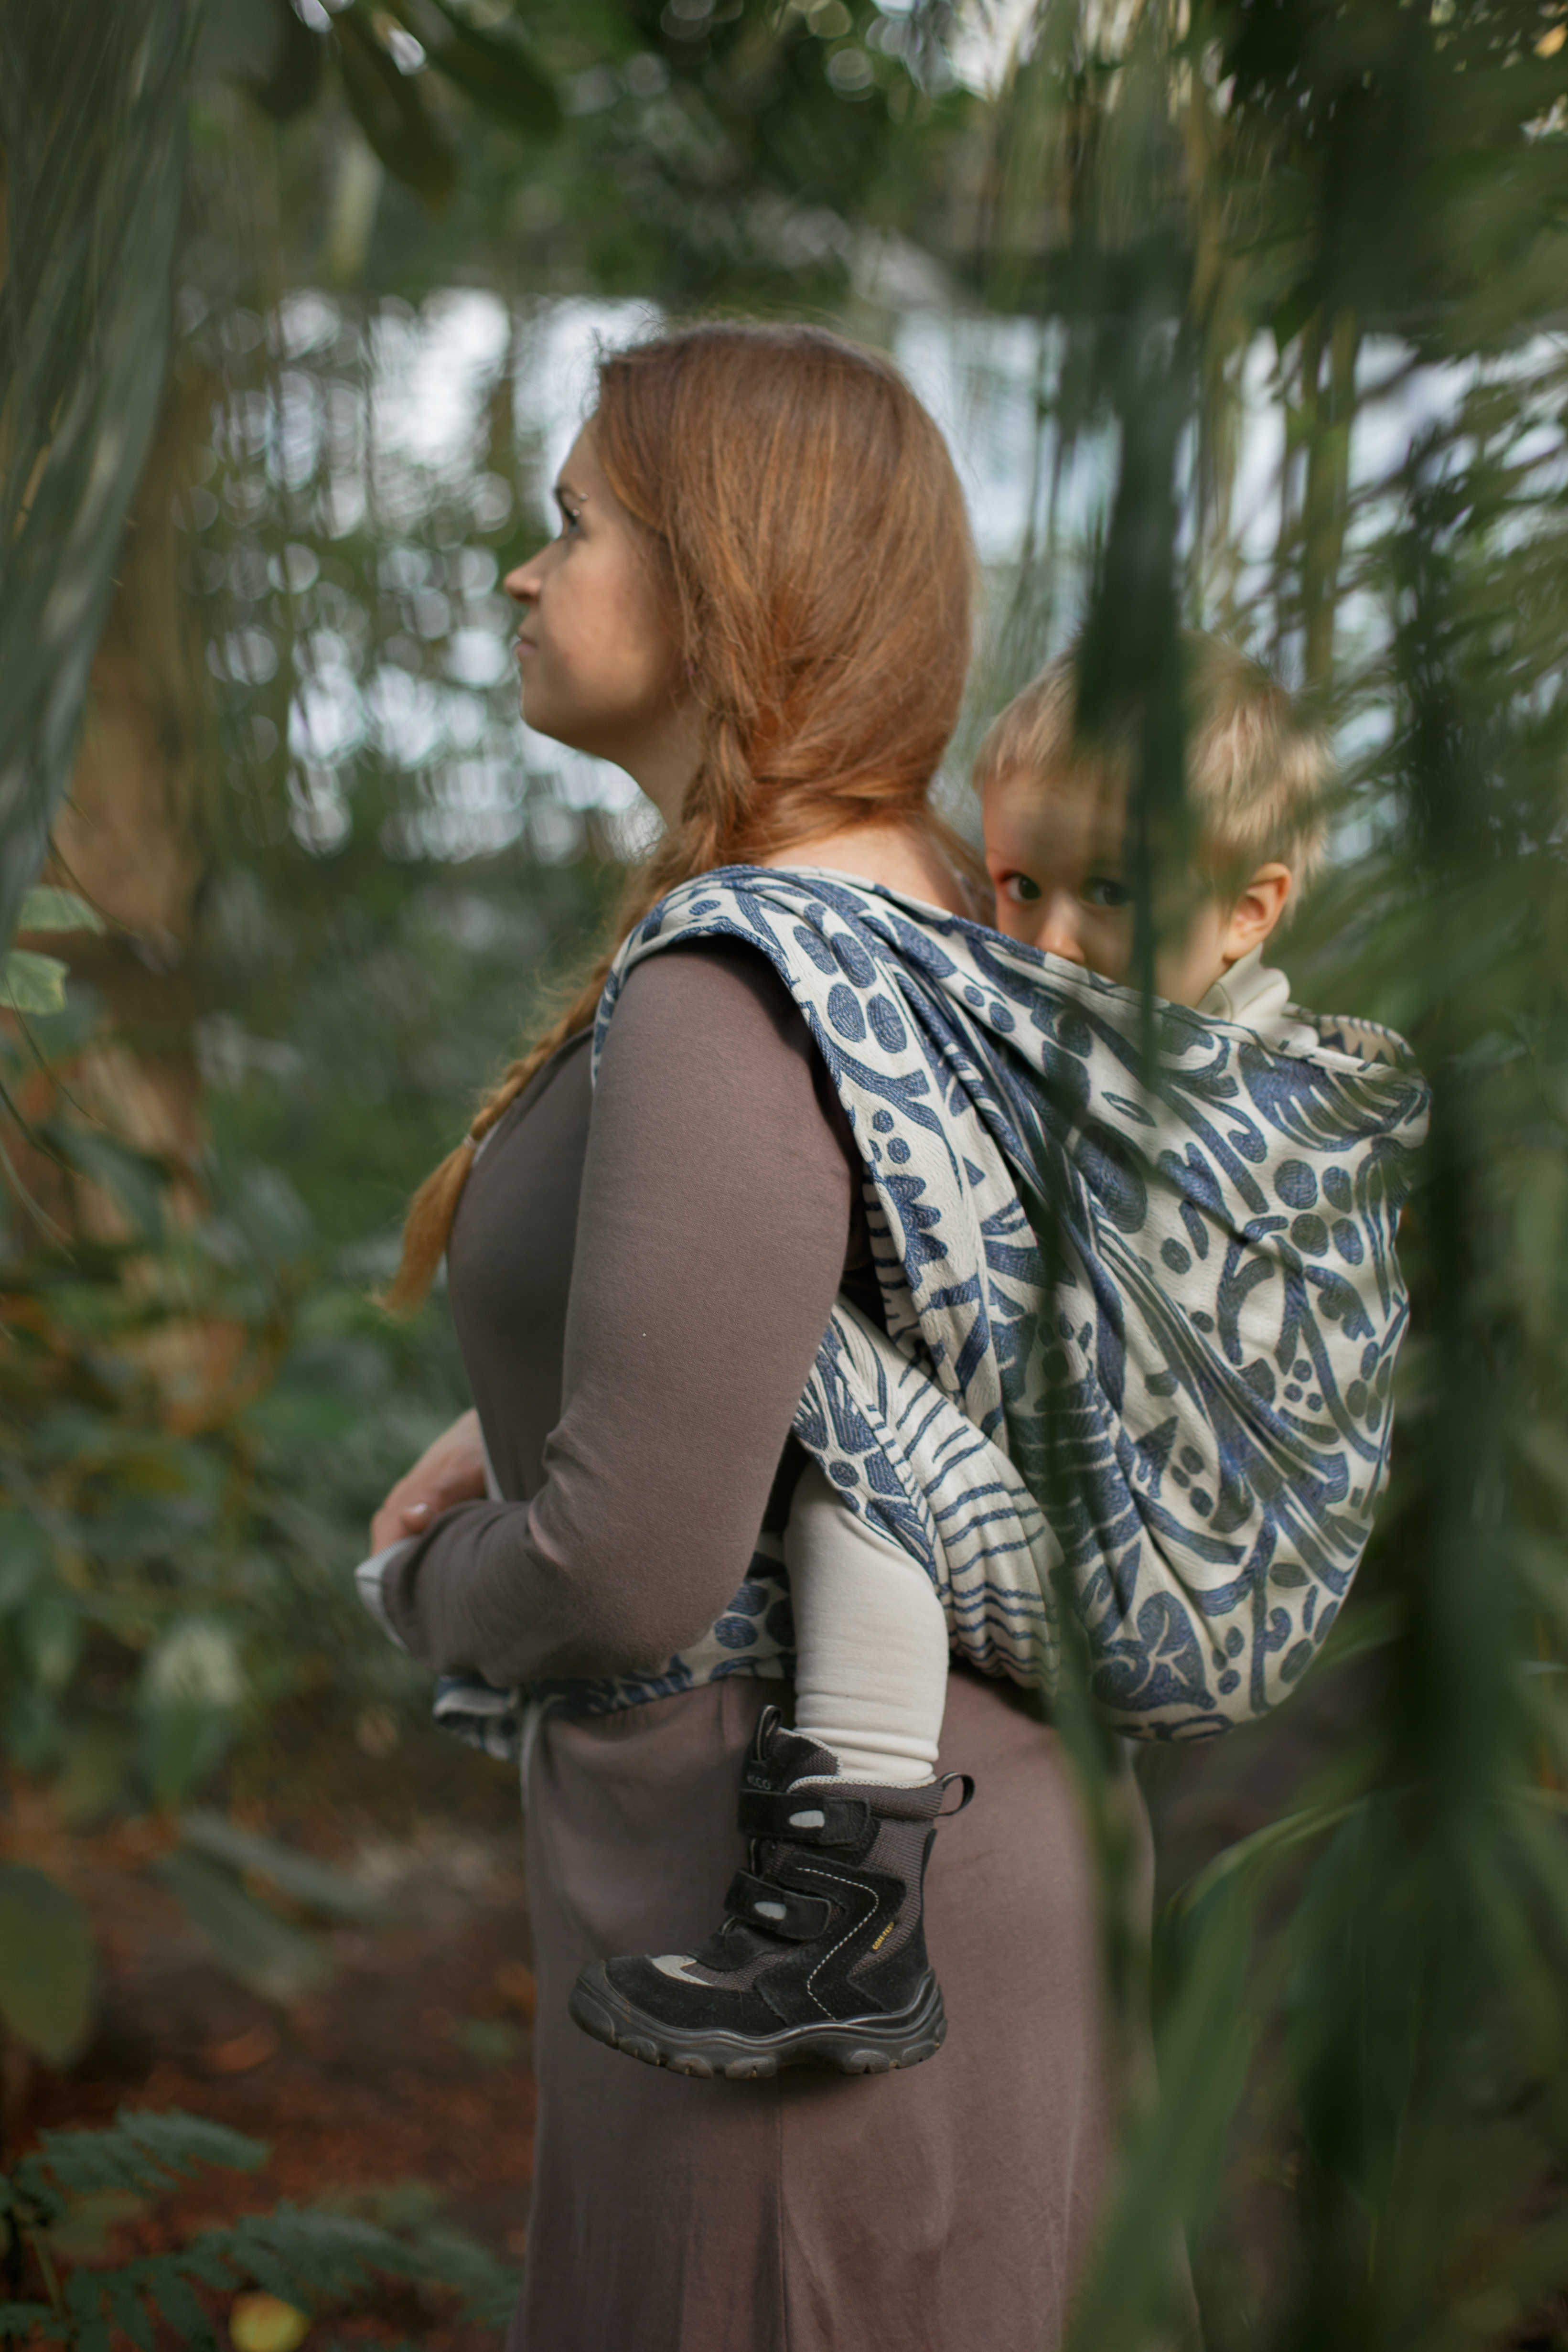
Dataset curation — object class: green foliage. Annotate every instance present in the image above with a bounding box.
[10,0,1568,2344]
[0,2108,517,2346]
[0,1870,94,2072]
[0,0,198,956]
[191,0,967,309]
[0,978,475,2041]
[977,5,1568,2346]
[0,897,103,1021]
[0,961,67,1020]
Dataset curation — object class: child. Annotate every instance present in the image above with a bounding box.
[570,641,1374,2080]
[777,639,1331,1785]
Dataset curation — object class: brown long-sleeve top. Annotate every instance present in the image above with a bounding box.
[379,942,864,1687]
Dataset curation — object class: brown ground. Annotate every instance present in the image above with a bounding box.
[11,1718,536,2348]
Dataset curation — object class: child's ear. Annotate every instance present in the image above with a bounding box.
[1220,862,1293,963]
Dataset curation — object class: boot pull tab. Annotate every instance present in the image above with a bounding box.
[937,1772,976,1817]
[751,1703,783,1763]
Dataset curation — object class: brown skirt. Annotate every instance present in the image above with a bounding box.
[509,1666,1138,2352]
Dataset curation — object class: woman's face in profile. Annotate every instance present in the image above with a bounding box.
[504,424,684,789]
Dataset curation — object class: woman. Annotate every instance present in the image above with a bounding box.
[366,323,1129,2351]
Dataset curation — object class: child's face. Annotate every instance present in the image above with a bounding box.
[980,764,1273,1007]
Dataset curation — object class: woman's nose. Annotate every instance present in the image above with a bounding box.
[504,558,542,605]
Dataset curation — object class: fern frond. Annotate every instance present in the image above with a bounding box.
[62,2267,113,2352]
[0,2303,68,2344]
[28,2109,265,2202]
[2,2111,518,2344]
[100,2274,156,2352]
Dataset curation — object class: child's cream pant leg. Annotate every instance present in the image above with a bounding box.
[784,1457,950,1785]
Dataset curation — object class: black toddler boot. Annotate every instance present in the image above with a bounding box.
[568,1706,973,2080]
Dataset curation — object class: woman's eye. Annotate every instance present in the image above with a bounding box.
[1083,878,1131,910]
[1003,874,1043,904]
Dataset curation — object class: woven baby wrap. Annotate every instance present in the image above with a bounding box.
[435,867,1428,1753]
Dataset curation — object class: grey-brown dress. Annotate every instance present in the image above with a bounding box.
[381,943,1135,2351]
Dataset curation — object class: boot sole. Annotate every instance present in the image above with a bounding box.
[568,1965,947,2080]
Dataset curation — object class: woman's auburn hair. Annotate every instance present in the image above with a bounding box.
[386,319,977,1313]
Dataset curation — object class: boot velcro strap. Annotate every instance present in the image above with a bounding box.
[723,1869,833,1941]
[737,1790,870,1844]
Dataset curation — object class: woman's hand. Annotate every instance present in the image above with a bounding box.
[370,1408,488,1552]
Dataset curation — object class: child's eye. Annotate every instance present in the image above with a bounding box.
[1082,878,1131,910]
[1003,874,1042,904]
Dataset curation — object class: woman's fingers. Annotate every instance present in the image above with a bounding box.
[369,1411,487,1552]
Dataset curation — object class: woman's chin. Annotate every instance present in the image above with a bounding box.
[518,690,580,751]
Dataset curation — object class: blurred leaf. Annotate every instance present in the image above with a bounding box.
[31,2105,268,2195]
[0,1864,96,2065]
[335,9,456,211]
[388,0,558,136]
[451,2016,522,2066]
[0,1512,50,1614]
[239,0,325,118]
[0,0,198,954]
[230,1165,314,1266]
[1178,1797,1364,1912]
[157,1853,333,2003]
[1067,1872,1257,2350]
[53,1723,139,1827]
[138,1619,245,1802]
[179,1812,389,1922]
[51,1124,167,1238]
[244,1377,363,1449]
[18,887,103,934]
[0,949,68,1014]
[1284,1808,1421,2210]
[18,1592,84,1697]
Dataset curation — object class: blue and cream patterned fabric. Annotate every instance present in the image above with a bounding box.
[434,866,1428,1751]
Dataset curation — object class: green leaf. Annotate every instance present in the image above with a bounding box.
[0,1513,50,1616]
[53,1723,139,1827]
[156,1854,333,2004]
[101,2271,157,2352]
[179,1813,389,1923]
[54,1125,167,1239]
[335,11,456,211]
[0,2304,69,2343]
[32,2108,267,2198]
[64,2267,113,2352]
[0,949,68,1014]
[0,0,196,955]
[135,2262,210,2343]
[1176,1798,1367,1913]
[19,886,103,934]
[0,1865,97,2066]
[388,0,558,135]
[18,1591,84,1698]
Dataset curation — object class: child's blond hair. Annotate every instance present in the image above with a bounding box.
[974,633,1331,893]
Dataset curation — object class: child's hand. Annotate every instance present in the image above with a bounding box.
[370,1408,488,1550]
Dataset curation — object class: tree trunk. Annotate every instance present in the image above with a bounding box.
[17,363,219,1238]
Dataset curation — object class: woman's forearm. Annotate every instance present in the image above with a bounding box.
[377,947,853,1686]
